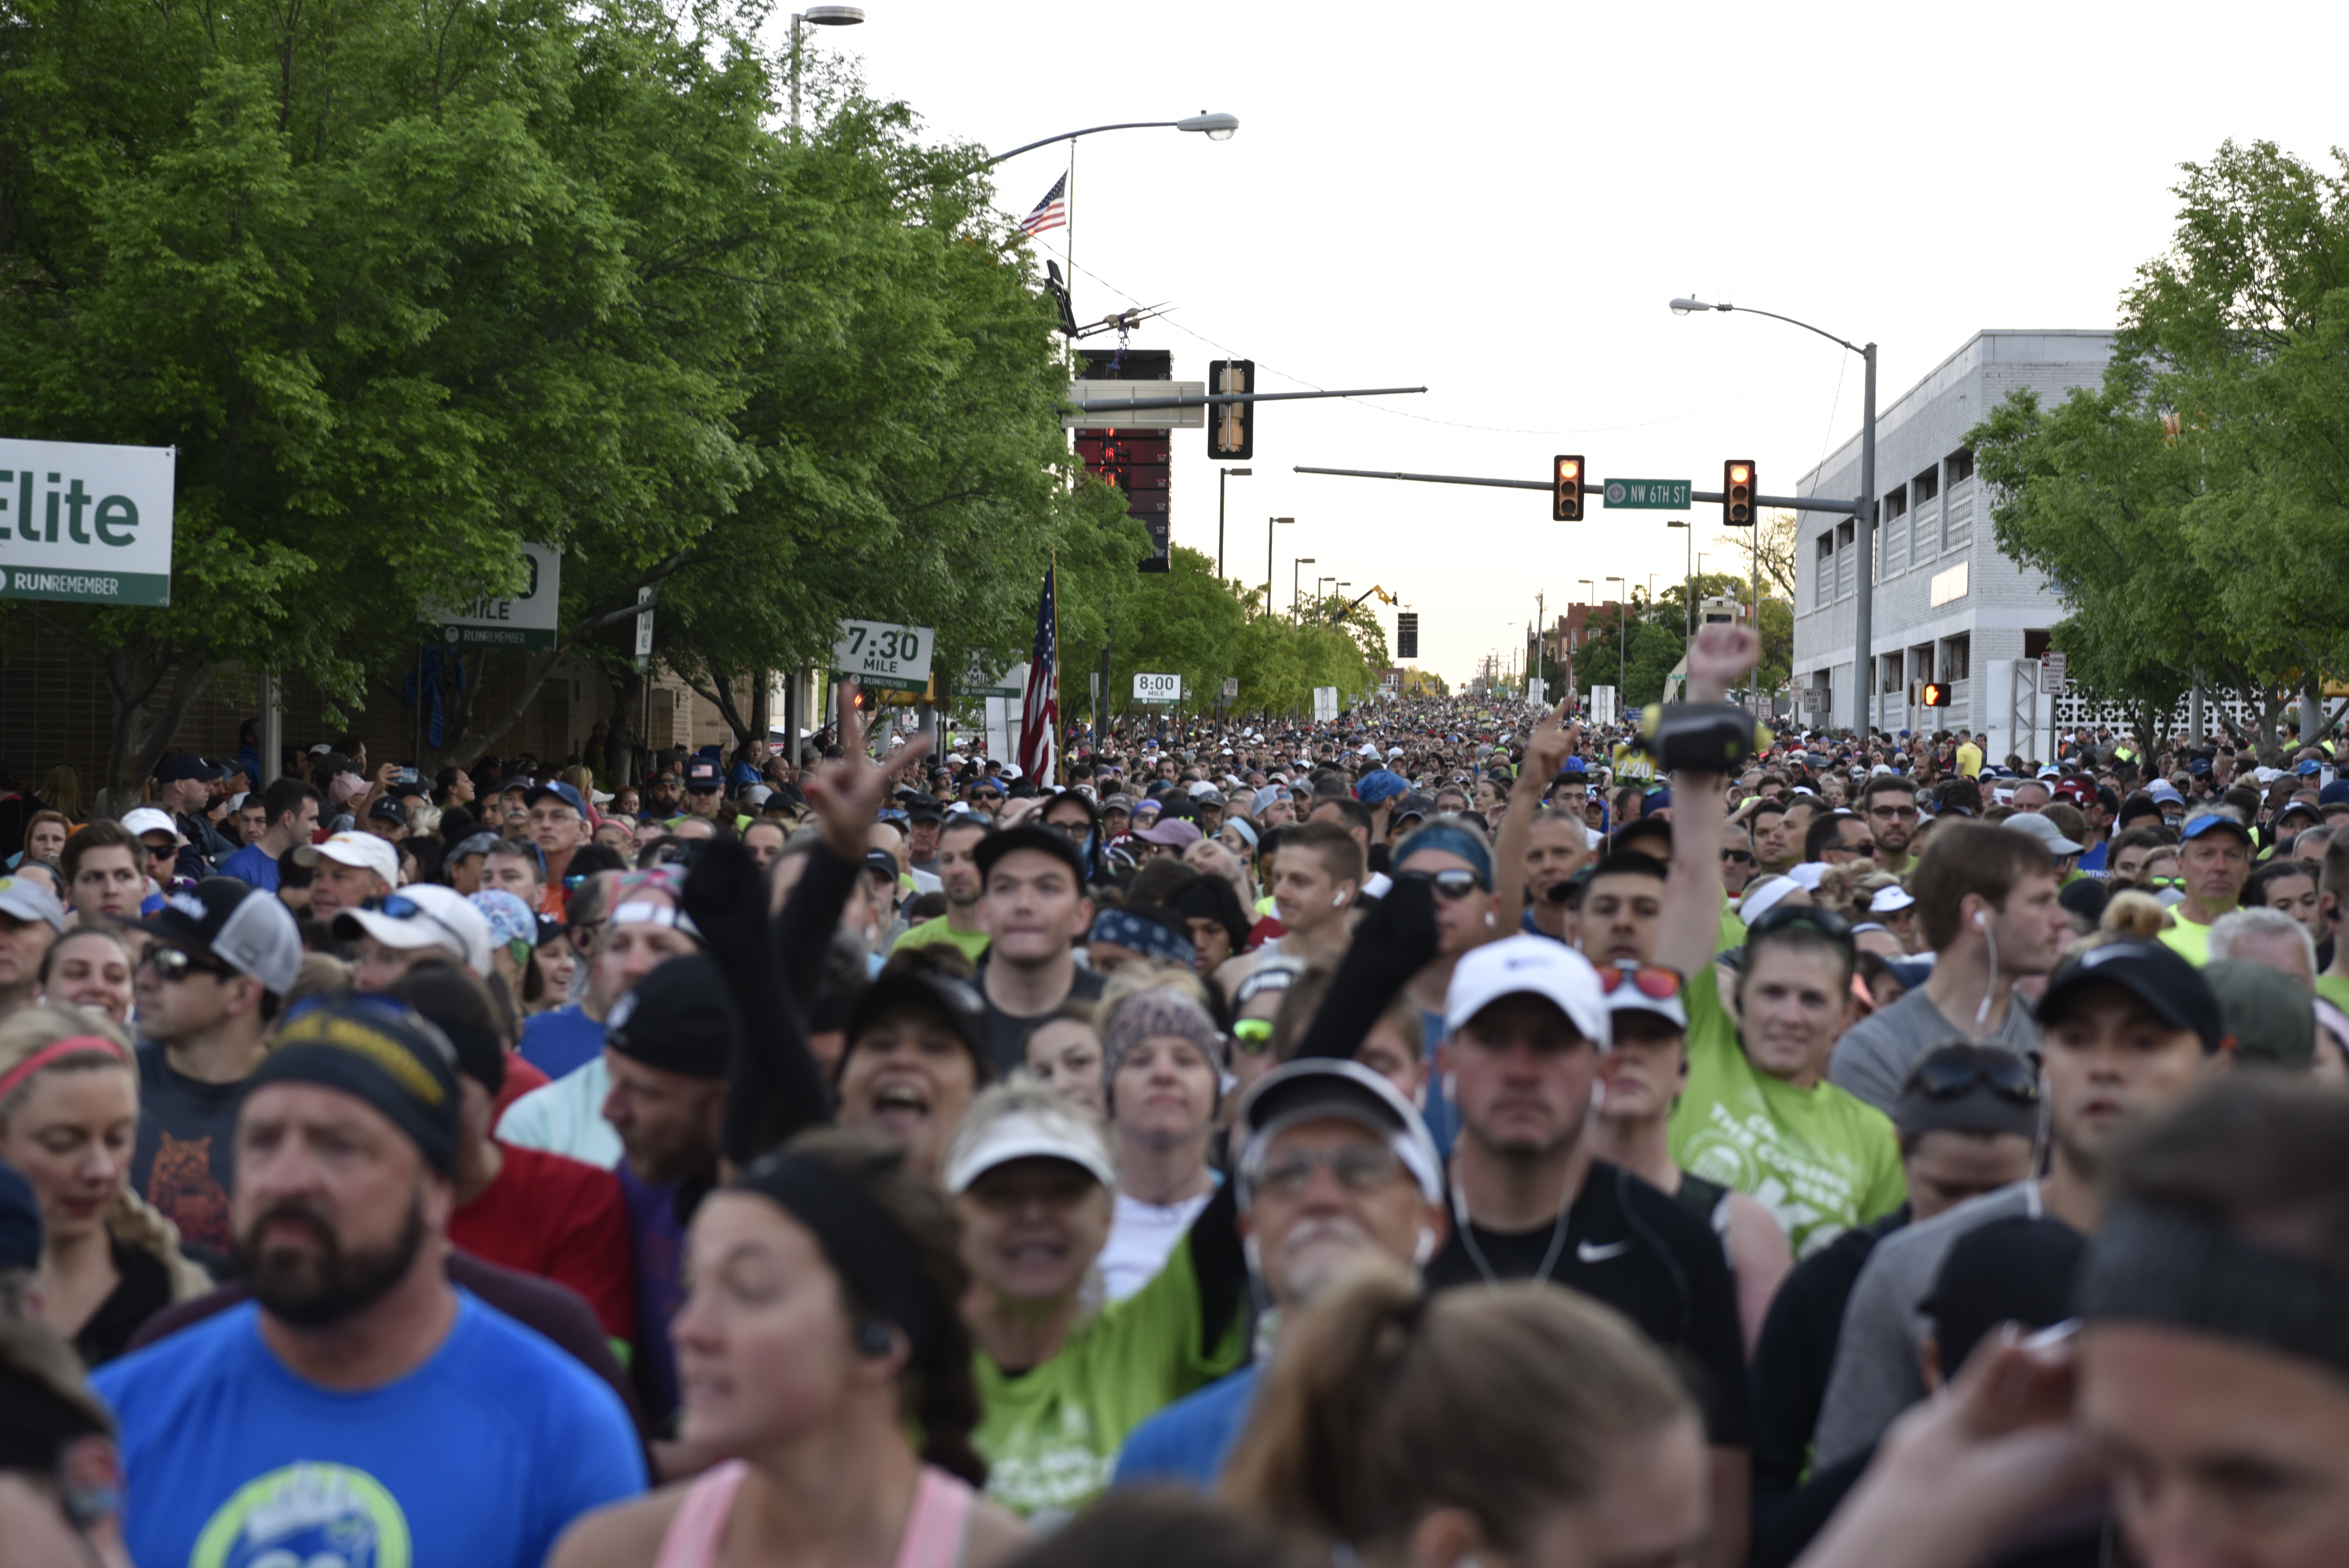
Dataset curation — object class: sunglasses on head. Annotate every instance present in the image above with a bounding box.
[1401,868,1485,900]
[1231,1017,1275,1053]
[1598,963,1683,1000]
[1745,901,1857,951]
[144,945,232,983]
[1909,1051,2040,1106]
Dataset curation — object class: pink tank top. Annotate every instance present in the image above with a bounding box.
[652,1460,976,1568]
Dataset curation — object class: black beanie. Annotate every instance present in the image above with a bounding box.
[247,1000,462,1174]
[607,954,738,1080]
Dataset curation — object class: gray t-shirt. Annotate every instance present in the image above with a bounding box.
[1809,1180,2042,1467]
[1828,985,2041,1114]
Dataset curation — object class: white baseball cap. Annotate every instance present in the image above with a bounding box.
[121,807,183,844]
[331,883,493,975]
[1443,934,1611,1050]
[292,830,401,886]
[943,1097,1116,1195]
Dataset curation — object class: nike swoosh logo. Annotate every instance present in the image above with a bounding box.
[1576,1239,1632,1263]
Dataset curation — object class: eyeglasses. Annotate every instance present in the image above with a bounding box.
[1720,849,1756,865]
[1598,964,1683,1000]
[142,841,177,861]
[1908,1051,2040,1106]
[1231,1017,1275,1054]
[1252,1143,1406,1199]
[143,945,232,983]
[1401,868,1485,900]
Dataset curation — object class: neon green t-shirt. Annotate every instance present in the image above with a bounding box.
[2317,975,2349,1016]
[893,916,991,964]
[973,1235,1244,1520]
[1718,895,1748,955]
[2159,918,2212,967]
[1668,966,1907,1258]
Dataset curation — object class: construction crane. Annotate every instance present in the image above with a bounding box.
[1326,583,1398,622]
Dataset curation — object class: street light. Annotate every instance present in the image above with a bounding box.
[788,7,863,140]
[1294,558,1317,618]
[1217,467,1251,579]
[1667,519,1693,643]
[985,111,1240,167]
[1606,576,1627,704]
[1265,518,1293,619]
[1671,294,1878,732]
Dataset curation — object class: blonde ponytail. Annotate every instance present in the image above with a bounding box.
[105,1186,211,1301]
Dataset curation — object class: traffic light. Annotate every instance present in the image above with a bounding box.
[1207,359,1255,459]
[1552,455,1584,522]
[1396,612,1419,659]
[1723,460,1755,527]
[1920,682,1950,707]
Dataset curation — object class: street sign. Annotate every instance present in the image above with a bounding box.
[1396,611,1419,659]
[1133,672,1181,704]
[1313,686,1339,723]
[834,619,934,693]
[633,586,653,669]
[1603,479,1691,510]
[0,438,178,606]
[962,654,1022,698]
[432,542,561,649]
[1221,677,1239,699]
[2044,652,2067,696]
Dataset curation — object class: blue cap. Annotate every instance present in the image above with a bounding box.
[2180,812,2253,846]
[1558,757,1588,776]
[523,780,588,818]
[2322,781,2349,807]
[2298,759,2324,775]
[2187,757,2213,777]
[1644,787,1673,812]
[1355,769,1410,806]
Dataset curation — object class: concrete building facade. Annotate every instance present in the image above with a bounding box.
[1790,330,2115,742]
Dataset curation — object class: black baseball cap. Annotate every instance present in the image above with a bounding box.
[685,759,723,793]
[905,797,946,823]
[155,753,221,784]
[973,822,1087,887]
[2036,940,2225,1053]
[843,966,991,1082]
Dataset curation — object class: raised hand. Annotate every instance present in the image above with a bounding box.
[802,682,931,862]
[1687,622,1761,702]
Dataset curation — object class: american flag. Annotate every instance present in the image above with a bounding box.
[1019,568,1059,782]
[1018,174,1068,239]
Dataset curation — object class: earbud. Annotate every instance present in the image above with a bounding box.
[1973,909,1990,930]
[1333,892,1346,908]
[1412,1227,1438,1267]
[858,1320,894,1358]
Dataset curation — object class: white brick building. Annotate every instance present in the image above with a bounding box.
[1791,330,2116,742]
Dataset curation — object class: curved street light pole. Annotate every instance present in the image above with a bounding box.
[983,112,1239,168]
[1672,296,1877,732]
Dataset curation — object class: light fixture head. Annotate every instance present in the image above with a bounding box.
[1178,111,1240,141]
[803,4,864,21]
[1669,296,1720,316]
[1228,467,1252,476]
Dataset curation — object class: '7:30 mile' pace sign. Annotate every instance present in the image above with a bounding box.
[834,619,935,694]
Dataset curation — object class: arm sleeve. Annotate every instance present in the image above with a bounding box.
[682,839,838,1167]
[1290,878,1440,1062]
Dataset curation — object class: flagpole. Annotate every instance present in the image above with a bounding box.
[1050,552,1062,787]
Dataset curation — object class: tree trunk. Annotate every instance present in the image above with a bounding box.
[98,640,219,818]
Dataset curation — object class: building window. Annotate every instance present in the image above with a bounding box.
[1914,466,1939,504]
[1884,485,1909,518]
[1941,633,1971,681]
[1946,448,1974,485]
[2023,629,2052,660]
[1837,519,1856,600]
[1815,531,1834,609]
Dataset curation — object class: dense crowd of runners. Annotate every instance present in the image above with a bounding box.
[3,621,2346,1568]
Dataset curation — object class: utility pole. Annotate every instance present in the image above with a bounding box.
[1264,517,1292,621]
[1606,576,1627,704]
[1857,342,1878,735]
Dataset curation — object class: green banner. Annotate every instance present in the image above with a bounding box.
[2,567,171,606]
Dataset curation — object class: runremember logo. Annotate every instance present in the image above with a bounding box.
[9,570,121,596]
[191,1462,412,1568]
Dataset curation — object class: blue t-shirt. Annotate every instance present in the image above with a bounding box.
[215,843,281,892]
[520,1004,607,1080]
[93,1292,645,1568]
[1112,1364,1261,1490]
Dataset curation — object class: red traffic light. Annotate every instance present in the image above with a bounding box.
[1553,454,1585,522]
[1920,682,1950,707]
[1723,459,1755,527]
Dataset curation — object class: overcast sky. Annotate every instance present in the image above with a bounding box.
[793,0,2343,684]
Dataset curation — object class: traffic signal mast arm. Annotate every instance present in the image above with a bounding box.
[1068,385,1428,415]
[1294,465,1862,513]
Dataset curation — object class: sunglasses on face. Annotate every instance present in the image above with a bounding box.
[1721,850,1756,865]
[144,945,232,983]
[143,841,177,861]
[1402,868,1485,900]
[1252,1142,1406,1200]
[1598,964,1684,1000]
[1909,1052,2041,1106]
